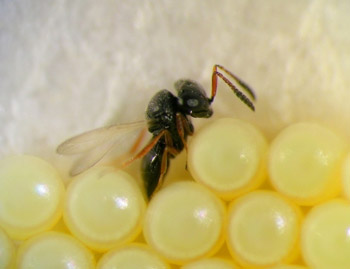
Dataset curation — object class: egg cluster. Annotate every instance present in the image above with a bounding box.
[0,118,349,268]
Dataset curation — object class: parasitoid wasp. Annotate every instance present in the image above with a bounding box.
[57,64,256,199]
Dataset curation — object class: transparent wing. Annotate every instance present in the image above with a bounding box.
[56,120,147,176]
[57,121,146,155]
[69,137,120,176]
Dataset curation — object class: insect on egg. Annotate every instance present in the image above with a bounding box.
[57,65,256,199]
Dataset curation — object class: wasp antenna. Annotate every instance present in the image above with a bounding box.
[236,90,255,111]
[214,64,256,101]
[211,68,255,111]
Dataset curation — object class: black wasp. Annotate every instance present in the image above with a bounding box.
[57,65,256,199]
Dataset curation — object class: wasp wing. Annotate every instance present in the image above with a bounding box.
[69,137,121,176]
[57,121,146,155]
[56,120,147,176]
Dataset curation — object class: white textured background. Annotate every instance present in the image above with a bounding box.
[1,0,350,166]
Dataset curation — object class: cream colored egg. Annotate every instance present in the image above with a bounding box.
[97,243,170,269]
[269,122,347,205]
[227,190,301,267]
[269,265,308,269]
[188,118,267,200]
[181,257,238,269]
[341,153,350,200]
[64,166,146,252]
[144,181,225,265]
[16,231,95,268]
[301,199,350,269]
[0,226,15,269]
[0,155,65,240]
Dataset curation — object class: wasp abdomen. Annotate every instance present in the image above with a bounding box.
[141,139,168,198]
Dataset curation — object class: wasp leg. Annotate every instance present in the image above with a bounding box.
[128,128,148,155]
[175,113,193,152]
[106,128,148,168]
[163,130,180,157]
[209,65,255,111]
[122,130,167,168]
[175,112,195,171]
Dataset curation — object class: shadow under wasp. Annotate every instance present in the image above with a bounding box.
[57,64,256,199]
